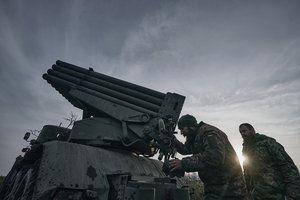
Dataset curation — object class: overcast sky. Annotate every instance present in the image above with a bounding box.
[0,0,300,175]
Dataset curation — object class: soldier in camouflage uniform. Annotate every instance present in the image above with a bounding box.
[169,114,247,200]
[239,123,300,200]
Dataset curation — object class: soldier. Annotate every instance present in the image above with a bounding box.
[239,123,300,200]
[169,114,247,200]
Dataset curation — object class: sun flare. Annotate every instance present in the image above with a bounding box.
[236,148,245,166]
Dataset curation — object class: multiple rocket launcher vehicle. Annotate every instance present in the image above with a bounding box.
[0,61,190,200]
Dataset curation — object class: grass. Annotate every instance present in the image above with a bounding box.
[0,176,5,187]
[181,173,204,200]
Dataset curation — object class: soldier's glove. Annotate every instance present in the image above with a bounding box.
[162,160,185,178]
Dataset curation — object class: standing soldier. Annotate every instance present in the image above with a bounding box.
[169,114,247,200]
[239,123,300,200]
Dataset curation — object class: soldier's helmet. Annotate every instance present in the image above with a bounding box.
[178,114,197,129]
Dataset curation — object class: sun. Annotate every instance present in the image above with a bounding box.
[236,147,245,166]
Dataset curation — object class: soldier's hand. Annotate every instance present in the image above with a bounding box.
[169,158,182,172]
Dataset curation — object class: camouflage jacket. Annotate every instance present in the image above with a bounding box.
[174,122,247,199]
[243,133,300,200]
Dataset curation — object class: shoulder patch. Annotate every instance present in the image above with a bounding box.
[206,133,218,147]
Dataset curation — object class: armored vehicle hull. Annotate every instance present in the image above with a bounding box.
[1,140,189,199]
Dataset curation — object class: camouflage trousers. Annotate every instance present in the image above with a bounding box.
[248,182,300,200]
[204,193,248,200]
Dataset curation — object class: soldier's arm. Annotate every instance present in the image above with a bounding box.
[181,132,225,172]
[268,140,300,198]
[268,141,299,181]
[173,137,191,155]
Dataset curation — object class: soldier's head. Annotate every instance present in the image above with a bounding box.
[239,123,256,141]
[178,114,197,137]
